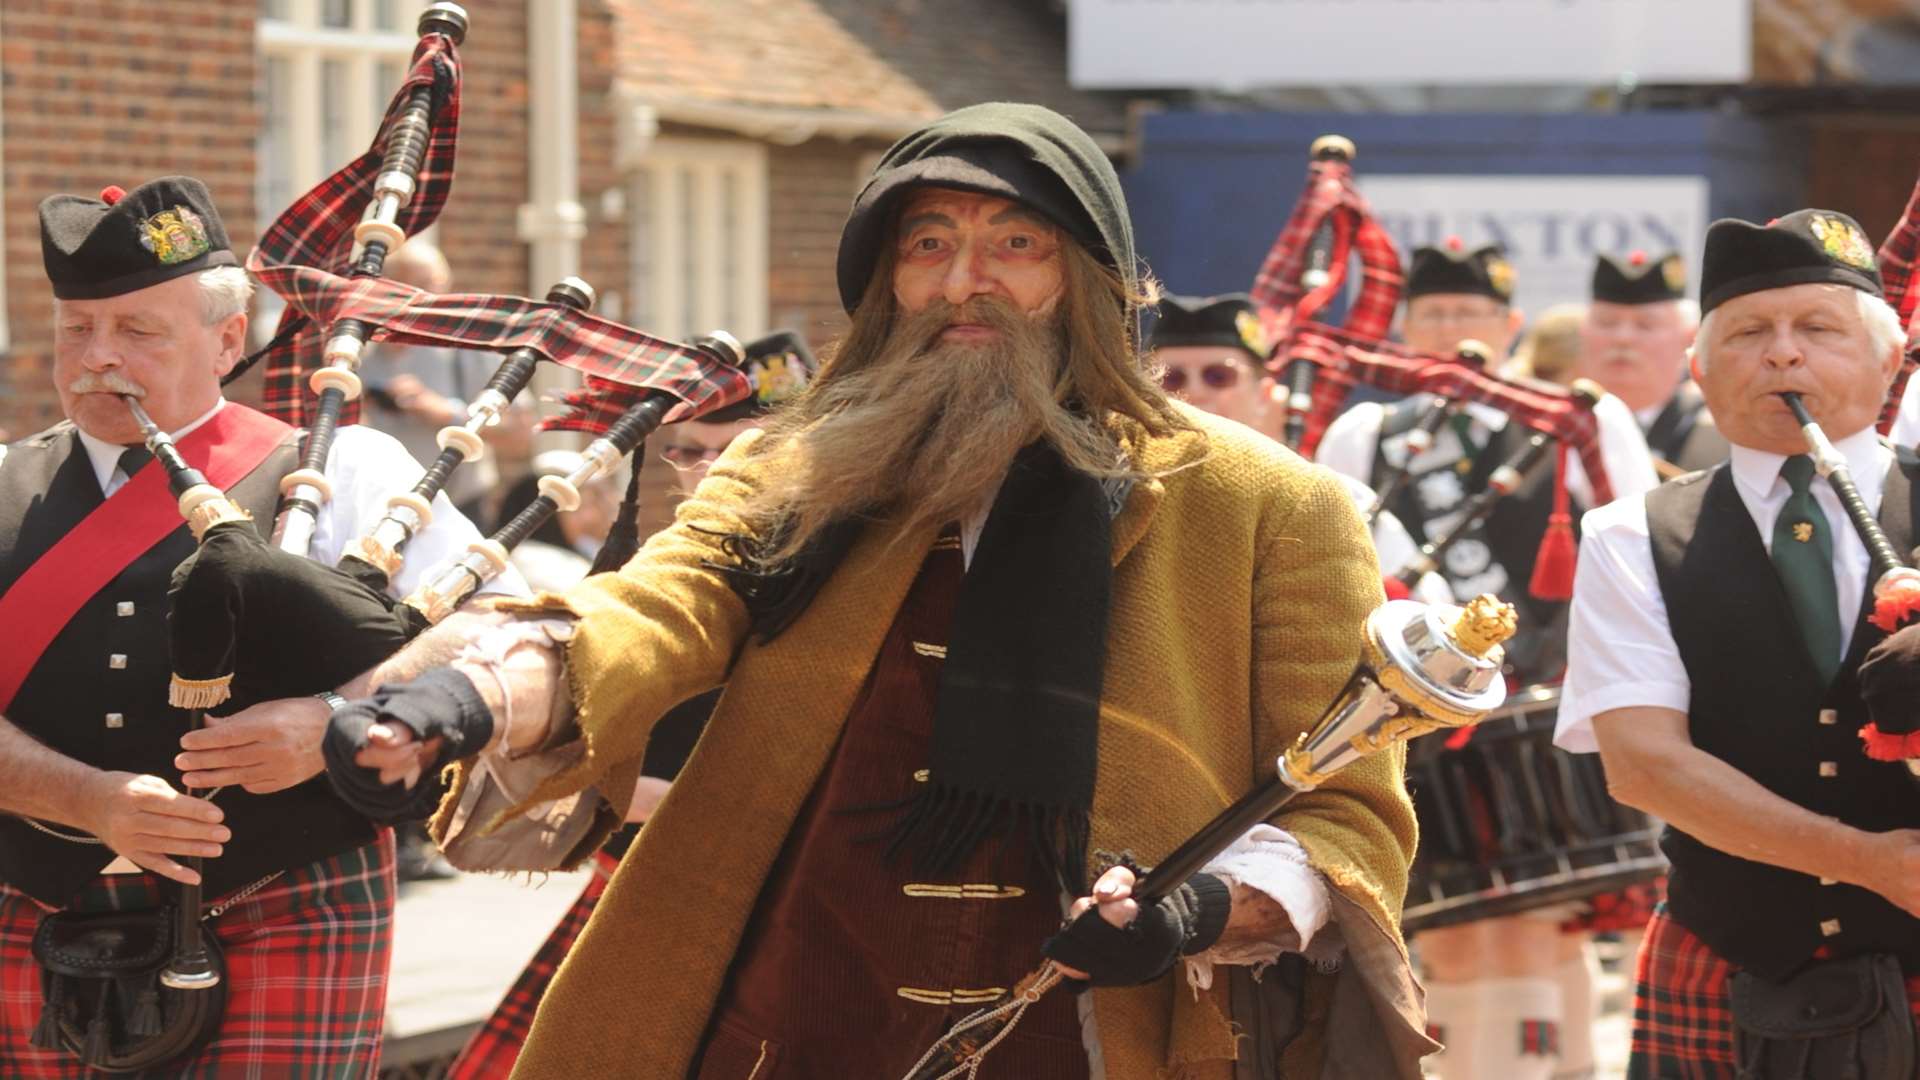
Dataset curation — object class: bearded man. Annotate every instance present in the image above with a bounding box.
[327,104,1429,1078]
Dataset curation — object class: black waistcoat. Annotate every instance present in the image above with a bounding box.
[0,422,376,907]
[1373,398,1575,684]
[1646,459,1920,979]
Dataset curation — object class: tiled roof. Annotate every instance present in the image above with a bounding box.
[606,0,1130,139]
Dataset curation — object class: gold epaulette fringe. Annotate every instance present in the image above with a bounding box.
[169,673,233,709]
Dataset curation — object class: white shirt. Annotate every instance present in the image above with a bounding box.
[1556,425,1887,752]
[1331,472,1453,606]
[77,398,528,601]
[1891,375,1920,451]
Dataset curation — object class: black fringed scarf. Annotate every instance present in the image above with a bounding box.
[719,441,1114,894]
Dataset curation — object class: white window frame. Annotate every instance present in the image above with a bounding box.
[257,0,423,225]
[629,137,770,342]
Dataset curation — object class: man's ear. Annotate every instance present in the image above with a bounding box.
[1688,345,1703,383]
[211,311,248,378]
[1883,339,1907,388]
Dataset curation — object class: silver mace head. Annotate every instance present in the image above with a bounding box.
[1281,594,1516,791]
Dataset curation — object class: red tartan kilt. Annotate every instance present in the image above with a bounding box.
[1562,879,1664,935]
[1629,904,1920,1079]
[447,848,619,1080]
[0,830,396,1079]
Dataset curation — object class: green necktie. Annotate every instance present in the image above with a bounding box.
[1447,413,1482,475]
[1772,454,1842,684]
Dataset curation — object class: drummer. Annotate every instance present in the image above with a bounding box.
[1148,292,1447,602]
[1315,243,1658,1080]
[1559,210,1920,1077]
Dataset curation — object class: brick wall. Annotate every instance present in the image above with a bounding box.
[1,0,258,439]
[1804,116,1920,246]
[432,0,530,299]
[767,137,881,351]
[575,0,628,319]
[0,0,893,440]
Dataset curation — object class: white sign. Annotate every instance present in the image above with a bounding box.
[1070,0,1750,88]
[1357,175,1712,316]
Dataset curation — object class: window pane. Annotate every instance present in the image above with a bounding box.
[259,0,291,20]
[257,56,294,229]
[374,0,401,30]
[321,60,351,174]
[630,171,654,330]
[679,167,697,337]
[321,0,354,28]
[720,171,739,331]
[372,60,403,123]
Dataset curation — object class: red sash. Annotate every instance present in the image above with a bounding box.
[0,404,293,712]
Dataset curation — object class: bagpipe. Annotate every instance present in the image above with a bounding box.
[1245,135,1404,453]
[901,595,1518,1079]
[1874,174,1920,439]
[165,4,752,746]
[1244,138,1612,602]
[1779,393,1920,779]
[268,3,470,558]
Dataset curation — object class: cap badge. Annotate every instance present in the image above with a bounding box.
[1235,309,1271,358]
[1810,215,1876,272]
[750,351,810,408]
[139,206,211,266]
[1485,255,1516,299]
[1661,255,1687,292]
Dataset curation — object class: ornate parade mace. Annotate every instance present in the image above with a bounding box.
[900,594,1519,1080]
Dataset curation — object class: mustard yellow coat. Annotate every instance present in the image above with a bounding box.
[461,404,1423,1078]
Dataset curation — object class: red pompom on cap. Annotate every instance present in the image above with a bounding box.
[1628,250,1648,267]
[99,185,126,205]
[1445,235,1465,252]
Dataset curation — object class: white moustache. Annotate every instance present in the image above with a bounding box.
[67,374,145,397]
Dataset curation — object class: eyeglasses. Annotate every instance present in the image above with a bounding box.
[660,444,726,469]
[1160,363,1243,393]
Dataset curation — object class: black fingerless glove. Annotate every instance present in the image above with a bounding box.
[321,667,494,824]
[1041,871,1233,990]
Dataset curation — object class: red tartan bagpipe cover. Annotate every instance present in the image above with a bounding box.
[245,34,751,431]
[1245,146,1404,457]
[1287,323,1616,509]
[1876,176,1920,439]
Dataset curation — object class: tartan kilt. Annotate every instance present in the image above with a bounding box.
[447,849,619,1080]
[1629,903,1920,1079]
[0,829,396,1079]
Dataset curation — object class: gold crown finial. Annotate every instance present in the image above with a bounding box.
[1311,134,1355,161]
[1451,595,1518,658]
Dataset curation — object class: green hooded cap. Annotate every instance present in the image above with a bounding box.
[836,102,1136,314]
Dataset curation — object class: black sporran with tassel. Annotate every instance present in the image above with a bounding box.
[28,904,226,1073]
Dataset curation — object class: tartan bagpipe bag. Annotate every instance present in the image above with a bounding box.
[1876,173,1920,440]
[27,903,227,1073]
[1245,136,1405,457]
[1730,953,1915,1080]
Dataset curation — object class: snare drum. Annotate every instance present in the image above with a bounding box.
[1402,685,1667,934]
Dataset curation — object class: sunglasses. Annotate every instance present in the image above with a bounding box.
[1160,362,1243,393]
[660,444,726,469]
